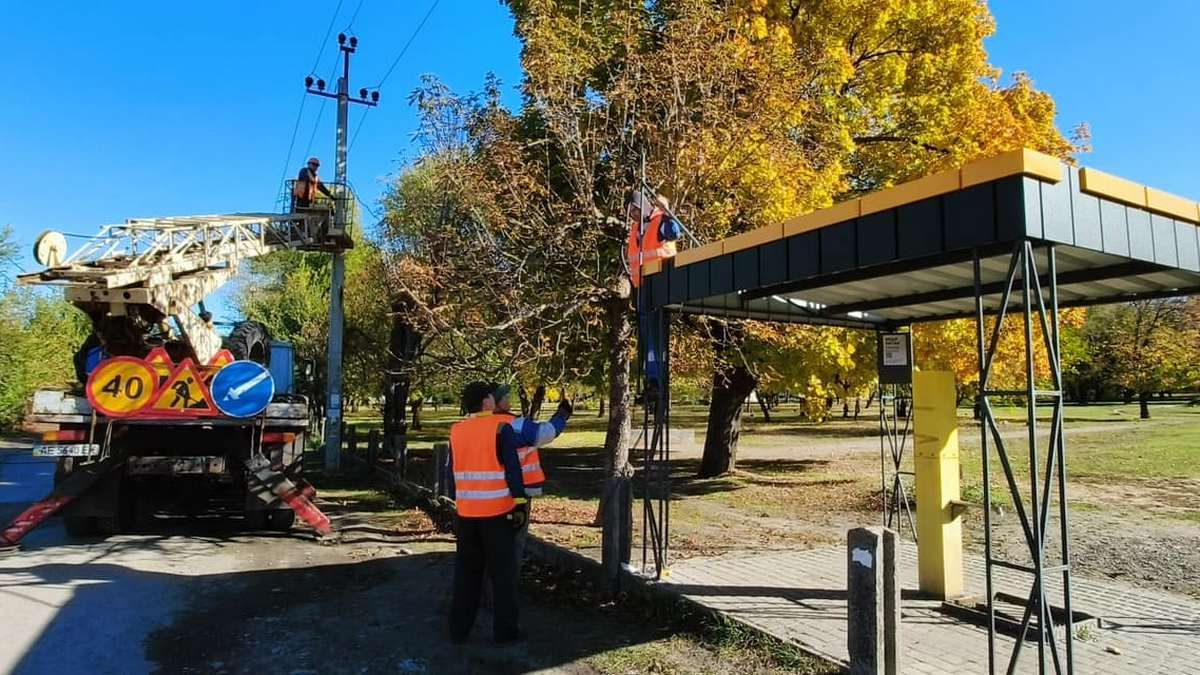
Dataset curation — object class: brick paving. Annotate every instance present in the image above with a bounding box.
[658,544,1200,674]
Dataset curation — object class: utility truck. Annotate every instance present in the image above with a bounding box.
[1,203,351,545]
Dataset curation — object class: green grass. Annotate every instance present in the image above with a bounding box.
[958,404,1200,482]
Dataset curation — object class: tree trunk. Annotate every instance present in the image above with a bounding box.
[597,395,606,417]
[383,299,420,439]
[599,289,635,586]
[1139,391,1151,419]
[517,386,531,417]
[697,323,756,478]
[409,398,423,430]
[755,391,772,422]
[528,384,547,420]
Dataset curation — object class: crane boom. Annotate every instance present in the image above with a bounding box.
[18,210,341,364]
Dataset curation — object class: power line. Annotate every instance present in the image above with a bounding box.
[348,180,382,222]
[375,0,440,88]
[303,59,342,160]
[310,0,346,74]
[343,0,367,32]
[276,94,309,195]
[278,0,348,199]
[347,0,439,153]
[348,106,370,151]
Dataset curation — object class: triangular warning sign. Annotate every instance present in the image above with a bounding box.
[145,347,174,386]
[147,358,219,417]
[203,349,236,382]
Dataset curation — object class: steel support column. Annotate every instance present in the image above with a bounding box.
[973,241,1075,674]
[879,382,916,540]
[639,307,671,579]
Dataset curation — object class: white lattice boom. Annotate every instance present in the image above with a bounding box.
[18,211,333,363]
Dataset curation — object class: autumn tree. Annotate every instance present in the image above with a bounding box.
[692,0,1087,476]
[237,236,390,425]
[1079,300,1198,418]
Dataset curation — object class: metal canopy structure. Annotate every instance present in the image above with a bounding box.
[634,148,1200,675]
[641,149,1200,326]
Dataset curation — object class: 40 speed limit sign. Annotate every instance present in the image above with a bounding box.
[86,357,159,417]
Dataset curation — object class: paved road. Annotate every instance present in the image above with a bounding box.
[1,444,194,673]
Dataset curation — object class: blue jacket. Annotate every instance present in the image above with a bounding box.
[443,408,567,501]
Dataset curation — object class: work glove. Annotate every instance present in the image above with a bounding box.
[555,398,574,422]
[508,499,530,531]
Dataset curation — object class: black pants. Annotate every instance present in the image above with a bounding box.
[450,514,519,641]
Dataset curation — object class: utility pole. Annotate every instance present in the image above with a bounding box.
[304,33,379,471]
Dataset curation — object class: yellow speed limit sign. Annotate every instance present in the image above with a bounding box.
[87,357,159,417]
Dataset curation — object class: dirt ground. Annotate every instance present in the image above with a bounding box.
[520,402,1200,600]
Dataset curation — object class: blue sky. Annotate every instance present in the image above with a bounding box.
[2,1,1198,318]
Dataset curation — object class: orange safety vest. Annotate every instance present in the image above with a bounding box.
[626,209,677,288]
[495,412,546,496]
[449,413,515,518]
[292,171,321,202]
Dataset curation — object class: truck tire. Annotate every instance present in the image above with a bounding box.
[55,459,98,537]
[268,509,295,531]
[64,516,98,537]
[244,508,269,530]
[97,486,136,535]
[225,321,272,365]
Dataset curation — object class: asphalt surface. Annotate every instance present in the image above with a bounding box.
[0,444,190,674]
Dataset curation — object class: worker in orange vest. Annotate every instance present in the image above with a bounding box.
[291,157,335,209]
[489,383,572,573]
[625,190,682,287]
[446,381,528,644]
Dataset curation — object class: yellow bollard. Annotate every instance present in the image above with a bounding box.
[912,370,964,599]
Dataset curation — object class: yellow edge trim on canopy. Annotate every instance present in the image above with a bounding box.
[1079,167,1200,224]
[960,148,1064,187]
[662,148,1198,275]
[860,169,961,216]
[1079,167,1146,208]
[1145,187,1200,223]
[642,260,663,276]
[723,224,784,255]
[782,199,861,237]
[673,240,724,268]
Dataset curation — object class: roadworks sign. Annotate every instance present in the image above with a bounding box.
[147,358,219,417]
[203,349,236,381]
[86,357,159,417]
[145,347,174,386]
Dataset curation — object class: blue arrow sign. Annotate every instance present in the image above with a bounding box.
[210,360,276,418]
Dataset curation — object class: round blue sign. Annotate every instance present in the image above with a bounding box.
[210,360,276,418]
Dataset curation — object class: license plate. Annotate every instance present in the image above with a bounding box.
[33,443,101,457]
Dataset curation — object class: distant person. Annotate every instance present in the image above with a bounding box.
[446,381,527,644]
[291,157,335,209]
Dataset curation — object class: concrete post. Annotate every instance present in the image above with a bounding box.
[848,526,900,675]
[912,370,964,599]
[367,429,379,468]
[601,477,632,590]
[432,442,448,497]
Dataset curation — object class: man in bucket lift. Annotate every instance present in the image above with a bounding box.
[292,157,335,210]
[626,190,681,398]
[625,190,682,288]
